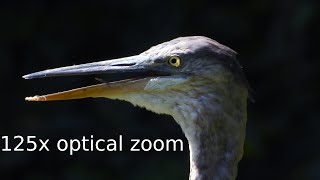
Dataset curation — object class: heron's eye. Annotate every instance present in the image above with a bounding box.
[168,56,181,68]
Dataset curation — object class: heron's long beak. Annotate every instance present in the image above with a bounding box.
[23,55,148,79]
[23,55,164,101]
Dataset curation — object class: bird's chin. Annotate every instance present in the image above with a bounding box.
[143,75,189,91]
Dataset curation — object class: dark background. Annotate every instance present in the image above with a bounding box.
[1,0,319,179]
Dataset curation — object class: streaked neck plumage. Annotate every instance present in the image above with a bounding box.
[116,77,248,180]
[173,84,248,180]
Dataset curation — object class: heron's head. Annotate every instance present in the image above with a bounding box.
[24,36,248,116]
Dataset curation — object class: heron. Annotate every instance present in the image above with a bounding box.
[23,36,249,180]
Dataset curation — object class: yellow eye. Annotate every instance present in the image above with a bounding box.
[168,56,181,68]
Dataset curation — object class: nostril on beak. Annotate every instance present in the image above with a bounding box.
[111,63,136,66]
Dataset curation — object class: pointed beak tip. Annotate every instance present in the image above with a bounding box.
[25,96,43,101]
[25,97,32,101]
[23,74,31,79]
[25,96,35,101]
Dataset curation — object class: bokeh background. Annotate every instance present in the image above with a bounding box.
[1,0,319,179]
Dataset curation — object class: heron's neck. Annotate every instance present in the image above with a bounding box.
[173,90,247,180]
[116,80,248,180]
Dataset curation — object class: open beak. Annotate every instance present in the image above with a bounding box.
[23,55,168,101]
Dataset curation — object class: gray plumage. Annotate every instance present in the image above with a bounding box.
[24,36,249,180]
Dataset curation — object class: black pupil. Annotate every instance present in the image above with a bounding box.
[171,58,177,64]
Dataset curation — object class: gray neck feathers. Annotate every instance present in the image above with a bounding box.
[173,83,248,180]
[118,75,248,180]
